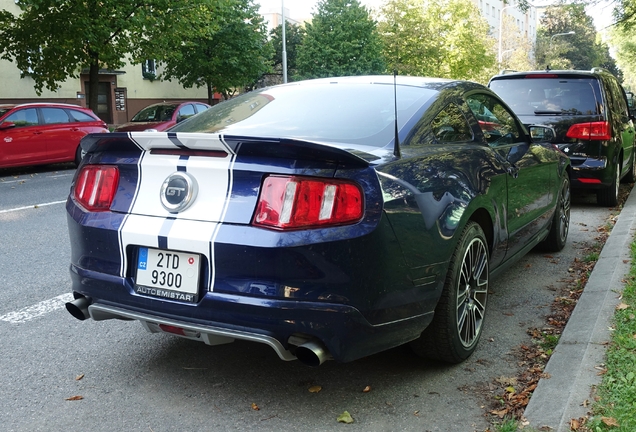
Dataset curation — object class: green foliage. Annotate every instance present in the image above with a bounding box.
[608,24,636,91]
[587,242,636,431]
[267,21,306,82]
[377,0,495,82]
[535,0,618,75]
[157,0,271,102]
[0,0,215,111]
[295,0,386,79]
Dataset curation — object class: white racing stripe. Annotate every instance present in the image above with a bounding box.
[0,293,74,324]
[0,200,66,214]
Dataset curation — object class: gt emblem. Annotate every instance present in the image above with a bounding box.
[160,172,198,212]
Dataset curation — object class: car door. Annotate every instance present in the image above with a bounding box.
[39,107,78,162]
[0,108,45,167]
[466,93,555,259]
[607,77,635,176]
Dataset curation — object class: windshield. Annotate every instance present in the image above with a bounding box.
[170,83,436,147]
[490,77,600,116]
[131,104,177,122]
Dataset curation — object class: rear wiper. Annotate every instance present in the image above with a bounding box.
[534,110,564,115]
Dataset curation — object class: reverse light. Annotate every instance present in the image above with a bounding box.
[566,121,611,141]
[253,175,364,230]
[74,165,119,211]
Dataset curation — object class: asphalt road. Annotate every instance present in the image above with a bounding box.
[0,164,620,432]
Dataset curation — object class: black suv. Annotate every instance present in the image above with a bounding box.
[489,68,635,206]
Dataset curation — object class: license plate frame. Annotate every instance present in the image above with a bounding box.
[134,247,201,303]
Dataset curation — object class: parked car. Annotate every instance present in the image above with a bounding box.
[65,76,570,366]
[489,68,635,206]
[0,103,108,169]
[114,101,211,132]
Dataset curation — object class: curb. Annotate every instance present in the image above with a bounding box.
[523,188,636,430]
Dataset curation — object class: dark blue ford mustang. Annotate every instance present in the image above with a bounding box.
[65,76,571,366]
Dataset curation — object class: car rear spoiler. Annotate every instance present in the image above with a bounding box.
[80,132,373,167]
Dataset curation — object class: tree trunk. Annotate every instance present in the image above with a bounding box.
[88,59,100,114]
[207,82,214,105]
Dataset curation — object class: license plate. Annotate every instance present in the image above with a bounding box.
[135,247,201,303]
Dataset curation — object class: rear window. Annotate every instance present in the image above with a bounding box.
[170,83,435,147]
[490,77,601,116]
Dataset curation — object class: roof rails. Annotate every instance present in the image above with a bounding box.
[498,69,518,75]
[591,67,609,74]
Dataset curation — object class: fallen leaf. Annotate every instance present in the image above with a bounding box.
[337,411,354,424]
[75,374,85,381]
[65,395,83,401]
[251,403,260,411]
[616,303,630,311]
[362,385,371,393]
[490,408,508,418]
[570,418,580,429]
[308,385,322,393]
[601,417,619,427]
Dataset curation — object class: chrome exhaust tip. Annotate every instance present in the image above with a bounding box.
[295,340,331,367]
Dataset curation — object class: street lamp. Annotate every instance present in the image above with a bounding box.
[282,0,288,83]
[497,5,513,64]
[550,31,575,47]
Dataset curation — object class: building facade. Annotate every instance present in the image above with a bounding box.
[473,0,538,42]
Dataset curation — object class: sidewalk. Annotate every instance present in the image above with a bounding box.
[523,188,636,430]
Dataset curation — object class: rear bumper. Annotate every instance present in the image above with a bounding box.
[569,156,612,189]
[69,264,434,363]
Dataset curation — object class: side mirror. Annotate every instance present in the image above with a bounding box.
[528,125,556,143]
[0,121,16,130]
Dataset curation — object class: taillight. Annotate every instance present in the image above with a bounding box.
[566,121,611,141]
[74,165,119,211]
[253,175,364,230]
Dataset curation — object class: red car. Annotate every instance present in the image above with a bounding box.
[114,101,211,132]
[0,102,108,169]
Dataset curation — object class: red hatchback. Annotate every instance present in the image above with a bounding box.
[114,101,211,132]
[0,103,108,169]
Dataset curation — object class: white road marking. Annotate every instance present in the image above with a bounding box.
[0,200,66,214]
[0,293,74,324]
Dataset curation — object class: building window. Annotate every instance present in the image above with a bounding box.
[142,60,157,80]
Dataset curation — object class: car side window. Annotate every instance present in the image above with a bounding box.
[177,104,196,122]
[466,94,522,146]
[41,108,70,125]
[195,103,210,113]
[431,103,473,143]
[3,108,39,127]
[68,109,95,123]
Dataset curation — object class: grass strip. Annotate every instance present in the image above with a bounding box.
[586,242,636,431]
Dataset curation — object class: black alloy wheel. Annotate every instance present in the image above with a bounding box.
[541,174,571,252]
[410,222,489,363]
[597,160,620,207]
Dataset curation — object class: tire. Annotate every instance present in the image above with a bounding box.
[540,174,570,252]
[622,151,636,184]
[410,222,489,364]
[74,146,85,167]
[597,160,620,206]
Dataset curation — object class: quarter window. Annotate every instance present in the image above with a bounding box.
[68,109,96,122]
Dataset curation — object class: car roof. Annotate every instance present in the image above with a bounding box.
[275,75,488,93]
[0,102,91,110]
[490,68,612,80]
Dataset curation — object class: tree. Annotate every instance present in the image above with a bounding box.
[498,14,536,72]
[0,0,209,113]
[266,21,306,84]
[535,0,617,74]
[295,0,385,79]
[377,0,495,82]
[156,0,271,102]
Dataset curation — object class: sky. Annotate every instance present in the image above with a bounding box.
[256,0,615,32]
